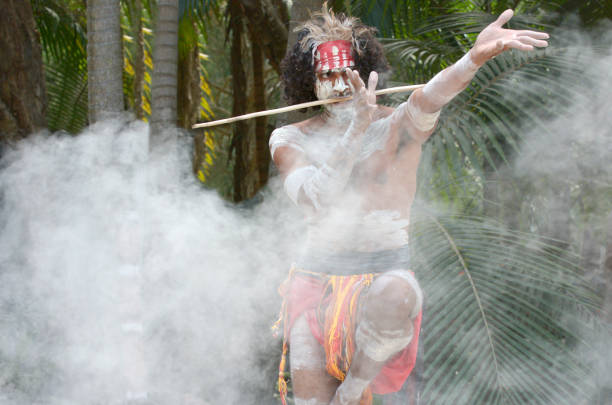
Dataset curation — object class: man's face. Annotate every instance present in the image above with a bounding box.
[314,67,354,100]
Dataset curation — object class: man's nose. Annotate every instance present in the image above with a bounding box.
[333,77,348,92]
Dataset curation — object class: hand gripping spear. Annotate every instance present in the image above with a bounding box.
[191,84,425,129]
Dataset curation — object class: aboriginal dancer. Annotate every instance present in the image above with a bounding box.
[270,5,549,405]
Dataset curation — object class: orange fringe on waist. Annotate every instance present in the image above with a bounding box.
[272,267,375,405]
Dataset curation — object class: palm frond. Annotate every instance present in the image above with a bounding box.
[31,0,87,63]
[33,0,89,133]
[413,11,551,38]
[43,57,88,134]
[351,0,433,38]
[382,38,453,83]
[179,0,220,38]
[415,47,585,201]
[410,212,599,405]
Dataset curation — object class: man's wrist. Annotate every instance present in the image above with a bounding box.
[468,48,487,67]
[339,122,366,156]
[346,119,369,138]
[451,51,480,84]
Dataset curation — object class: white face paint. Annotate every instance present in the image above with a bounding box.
[314,69,354,100]
[315,78,335,100]
[332,76,349,94]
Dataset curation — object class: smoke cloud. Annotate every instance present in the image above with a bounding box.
[0,120,302,404]
[511,24,612,402]
[1,21,611,405]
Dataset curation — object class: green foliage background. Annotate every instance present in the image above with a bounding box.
[17,0,612,404]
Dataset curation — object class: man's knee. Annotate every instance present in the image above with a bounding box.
[363,271,422,328]
[355,271,422,363]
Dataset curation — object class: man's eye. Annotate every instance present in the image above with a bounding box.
[320,72,330,79]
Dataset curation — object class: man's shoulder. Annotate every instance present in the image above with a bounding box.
[273,115,319,135]
[290,115,320,130]
[269,121,309,152]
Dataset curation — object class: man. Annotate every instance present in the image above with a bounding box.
[270,5,549,405]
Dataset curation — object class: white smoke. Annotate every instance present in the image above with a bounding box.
[0,119,303,404]
[511,26,612,401]
[1,20,612,405]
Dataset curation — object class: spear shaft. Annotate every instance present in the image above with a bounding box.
[192,84,425,129]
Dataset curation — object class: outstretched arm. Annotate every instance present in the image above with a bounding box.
[403,9,549,142]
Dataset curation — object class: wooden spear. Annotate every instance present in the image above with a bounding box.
[192,83,425,129]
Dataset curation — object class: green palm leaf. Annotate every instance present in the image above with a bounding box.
[414,47,584,201]
[410,213,599,404]
[32,0,89,133]
[43,57,88,134]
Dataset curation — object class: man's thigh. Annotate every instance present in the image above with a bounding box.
[290,315,340,404]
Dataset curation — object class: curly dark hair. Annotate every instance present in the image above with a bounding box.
[280,21,390,108]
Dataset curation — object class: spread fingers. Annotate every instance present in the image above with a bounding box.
[367,71,378,92]
[503,39,533,51]
[493,9,514,27]
[516,30,550,40]
[517,35,548,48]
[346,68,365,91]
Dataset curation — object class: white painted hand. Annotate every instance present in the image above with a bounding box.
[471,9,549,66]
[346,68,378,131]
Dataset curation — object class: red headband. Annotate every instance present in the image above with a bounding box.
[314,40,355,73]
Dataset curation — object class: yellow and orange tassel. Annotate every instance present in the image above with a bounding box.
[274,270,376,405]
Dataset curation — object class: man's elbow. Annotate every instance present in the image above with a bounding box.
[412,125,437,144]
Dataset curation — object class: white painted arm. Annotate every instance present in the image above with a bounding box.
[284,123,364,210]
[275,70,379,212]
[402,9,549,134]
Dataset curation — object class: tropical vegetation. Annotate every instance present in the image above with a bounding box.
[0,0,610,404]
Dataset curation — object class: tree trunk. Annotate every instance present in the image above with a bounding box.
[241,0,288,75]
[242,0,278,191]
[232,0,321,200]
[87,0,125,123]
[229,0,251,202]
[286,0,323,62]
[150,0,179,146]
[271,0,290,31]
[251,41,269,188]
[177,20,200,130]
[0,0,47,146]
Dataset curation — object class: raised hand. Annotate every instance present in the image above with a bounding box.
[345,68,378,131]
[471,9,549,66]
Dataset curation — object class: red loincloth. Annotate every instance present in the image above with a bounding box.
[275,268,422,404]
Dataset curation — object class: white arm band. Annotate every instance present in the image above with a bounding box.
[284,165,317,205]
[422,51,479,108]
[269,126,305,158]
[403,94,441,132]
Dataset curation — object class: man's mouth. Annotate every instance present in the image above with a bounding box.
[335,89,351,97]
